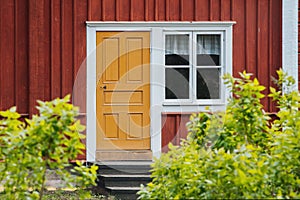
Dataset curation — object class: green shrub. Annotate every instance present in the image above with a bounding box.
[138,70,300,199]
[0,95,98,200]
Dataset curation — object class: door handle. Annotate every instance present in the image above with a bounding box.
[100,85,107,89]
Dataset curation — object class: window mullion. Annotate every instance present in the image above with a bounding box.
[191,32,196,103]
[220,32,224,102]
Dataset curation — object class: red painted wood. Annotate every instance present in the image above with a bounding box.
[232,0,246,78]
[257,0,270,110]
[210,0,221,21]
[73,0,87,82]
[118,0,130,21]
[61,0,74,97]
[15,0,29,114]
[146,0,155,21]
[195,0,209,21]
[88,0,101,21]
[131,0,145,21]
[245,0,258,76]
[161,114,176,153]
[179,114,190,140]
[0,0,15,111]
[115,0,120,21]
[44,0,51,101]
[270,0,281,112]
[167,0,180,21]
[161,113,190,152]
[175,115,181,145]
[181,0,194,21]
[29,0,46,115]
[268,0,274,112]
[102,0,116,21]
[156,0,166,21]
[165,0,170,20]
[220,0,231,20]
[51,0,62,99]
[73,0,88,113]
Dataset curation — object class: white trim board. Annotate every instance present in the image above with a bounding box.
[86,22,234,162]
[86,21,236,27]
[282,0,298,92]
[86,26,97,162]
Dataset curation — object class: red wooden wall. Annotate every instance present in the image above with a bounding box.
[0,0,87,116]
[161,113,190,153]
[0,0,282,155]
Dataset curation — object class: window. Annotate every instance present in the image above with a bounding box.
[165,33,190,99]
[164,31,224,104]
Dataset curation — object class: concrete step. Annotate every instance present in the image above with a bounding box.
[92,161,153,199]
[100,174,151,187]
[106,186,140,200]
[96,161,152,175]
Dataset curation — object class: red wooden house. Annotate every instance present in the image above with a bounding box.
[0,0,298,162]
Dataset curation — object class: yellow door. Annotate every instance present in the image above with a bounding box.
[96,32,150,150]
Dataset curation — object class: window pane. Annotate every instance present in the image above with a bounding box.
[197,68,220,99]
[165,68,189,99]
[165,35,189,65]
[197,35,220,66]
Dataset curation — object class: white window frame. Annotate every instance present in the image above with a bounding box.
[86,22,235,161]
[163,31,226,105]
[164,31,193,103]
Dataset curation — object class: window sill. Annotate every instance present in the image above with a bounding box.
[162,101,226,106]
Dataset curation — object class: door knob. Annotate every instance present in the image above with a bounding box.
[100,85,107,89]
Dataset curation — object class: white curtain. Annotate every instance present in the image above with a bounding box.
[165,34,220,55]
[165,35,189,55]
[197,35,220,55]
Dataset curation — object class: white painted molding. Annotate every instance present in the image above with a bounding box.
[86,26,97,162]
[150,27,164,158]
[282,0,298,92]
[86,21,236,28]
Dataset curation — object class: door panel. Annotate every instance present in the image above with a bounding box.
[96,32,150,150]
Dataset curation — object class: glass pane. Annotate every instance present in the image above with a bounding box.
[165,68,189,99]
[197,35,220,66]
[165,35,189,65]
[197,68,220,99]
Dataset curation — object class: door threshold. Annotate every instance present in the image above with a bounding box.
[96,150,152,161]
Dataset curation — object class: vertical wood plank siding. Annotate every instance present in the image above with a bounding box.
[161,113,190,153]
[0,0,282,156]
[1,0,16,113]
